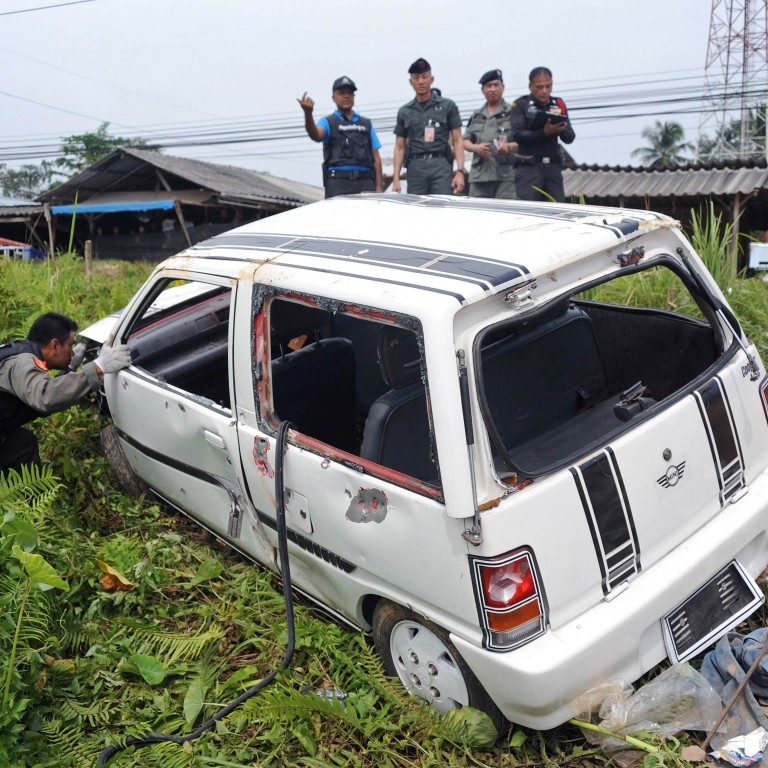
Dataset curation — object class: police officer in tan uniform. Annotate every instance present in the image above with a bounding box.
[463,69,518,199]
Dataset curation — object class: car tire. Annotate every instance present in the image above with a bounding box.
[372,599,508,733]
[100,425,149,498]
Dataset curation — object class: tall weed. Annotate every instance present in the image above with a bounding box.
[688,201,737,286]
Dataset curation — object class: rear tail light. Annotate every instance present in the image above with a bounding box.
[471,548,547,651]
[760,376,768,425]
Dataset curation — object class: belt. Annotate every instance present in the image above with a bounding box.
[516,155,560,166]
[327,169,374,179]
[409,152,445,160]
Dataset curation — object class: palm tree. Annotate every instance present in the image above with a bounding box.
[632,121,694,168]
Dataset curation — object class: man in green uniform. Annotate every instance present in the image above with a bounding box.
[0,312,131,474]
[463,69,518,199]
[392,58,465,195]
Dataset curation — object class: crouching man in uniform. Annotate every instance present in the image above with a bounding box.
[0,312,131,475]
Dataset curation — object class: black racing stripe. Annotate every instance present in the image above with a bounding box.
[256,511,356,573]
[117,428,228,489]
[573,450,640,595]
[276,259,468,304]
[695,377,745,503]
[606,445,640,571]
[570,466,608,587]
[194,230,528,289]
[194,233,295,250]
[116,428,357,574]
[581,453,630,554]
[281,238,525,288]
[698,379,738,470]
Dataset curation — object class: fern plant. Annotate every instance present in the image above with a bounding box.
[0,464,66,765]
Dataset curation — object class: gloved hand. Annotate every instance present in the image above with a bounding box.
[68,342,87,370]
[94,344,132,375]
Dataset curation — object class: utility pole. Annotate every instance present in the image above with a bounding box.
[697,0,768,161]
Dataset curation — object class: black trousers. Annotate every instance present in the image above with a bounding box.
[515,162,566,203]
[0,427,41,476]
[324,175,376,199]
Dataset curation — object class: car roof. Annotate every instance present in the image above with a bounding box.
[186,194,675,307]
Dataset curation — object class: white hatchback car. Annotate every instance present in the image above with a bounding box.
[89,194,768,730]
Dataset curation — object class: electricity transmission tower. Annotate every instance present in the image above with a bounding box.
[697,0,768,161]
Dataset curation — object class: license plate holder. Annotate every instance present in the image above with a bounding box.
[662,560,764,663]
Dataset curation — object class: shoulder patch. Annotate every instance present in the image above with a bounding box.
[510,101,517,108]
[34,357,48,371]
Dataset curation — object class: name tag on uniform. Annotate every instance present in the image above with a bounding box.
[424,125,435,142]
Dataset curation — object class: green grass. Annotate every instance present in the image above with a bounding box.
[1,244,767,768]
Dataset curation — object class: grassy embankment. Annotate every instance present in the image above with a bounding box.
[2,212,768,768]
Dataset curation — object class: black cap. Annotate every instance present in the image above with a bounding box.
[479,69,503,86]
[408,58,431,75]
[332,76,357,92]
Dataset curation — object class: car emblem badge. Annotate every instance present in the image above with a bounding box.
[657,461,686,488]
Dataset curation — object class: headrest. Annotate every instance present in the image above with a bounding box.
[377,326,421,389]
[270,300,330,346]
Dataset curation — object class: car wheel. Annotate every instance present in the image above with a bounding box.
[100,425,149,498]
[372,599,507,732]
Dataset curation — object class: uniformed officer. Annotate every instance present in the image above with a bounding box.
[298,76,383,198]
[0,312,131,475]
[463,69,518,199]
[392,58,465,195]
[509,66,575,202]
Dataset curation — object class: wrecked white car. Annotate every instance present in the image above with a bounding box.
[87,193,768,730]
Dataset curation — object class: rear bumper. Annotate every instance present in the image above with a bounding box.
[452,468,768,730]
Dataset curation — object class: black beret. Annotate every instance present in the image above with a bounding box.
[408,58,431,75]
[479,69,503,86]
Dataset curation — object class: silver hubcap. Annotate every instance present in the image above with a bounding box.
[389,620,469,714]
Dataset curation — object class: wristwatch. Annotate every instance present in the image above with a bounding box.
[455,167,467,174]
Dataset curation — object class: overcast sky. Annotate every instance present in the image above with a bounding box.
[2,0,716,188]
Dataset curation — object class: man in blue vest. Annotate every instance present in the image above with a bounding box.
[299,76,383,198]
[0,312,131,475]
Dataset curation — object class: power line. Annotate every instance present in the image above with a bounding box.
[0,72,755,165]
[0,0,97,16]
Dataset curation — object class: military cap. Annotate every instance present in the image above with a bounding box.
[332,76,357,92]
[408,58,431,75]
[479,69,503,85]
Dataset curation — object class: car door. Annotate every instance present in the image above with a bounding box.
[106,273,260,554]
[235,291,470,626]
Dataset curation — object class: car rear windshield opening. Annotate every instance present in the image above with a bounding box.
[475,262,725,478]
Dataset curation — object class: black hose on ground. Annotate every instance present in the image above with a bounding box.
[97,420,296,767]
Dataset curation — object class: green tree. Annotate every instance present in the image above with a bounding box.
[631,121,693,168]
[56,121,158,174]
[0,161,60,199]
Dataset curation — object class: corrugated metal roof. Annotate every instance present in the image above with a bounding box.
[38,148,323,207]
[0,195,38,207]
[564,162,768,199]
[0,195,43,219]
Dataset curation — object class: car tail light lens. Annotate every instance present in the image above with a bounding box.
[760,376,768,425]
[471,549,546,651]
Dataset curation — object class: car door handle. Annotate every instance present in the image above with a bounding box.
[203,430,226,450]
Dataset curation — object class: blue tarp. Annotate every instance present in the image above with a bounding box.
[51,200,175,214]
